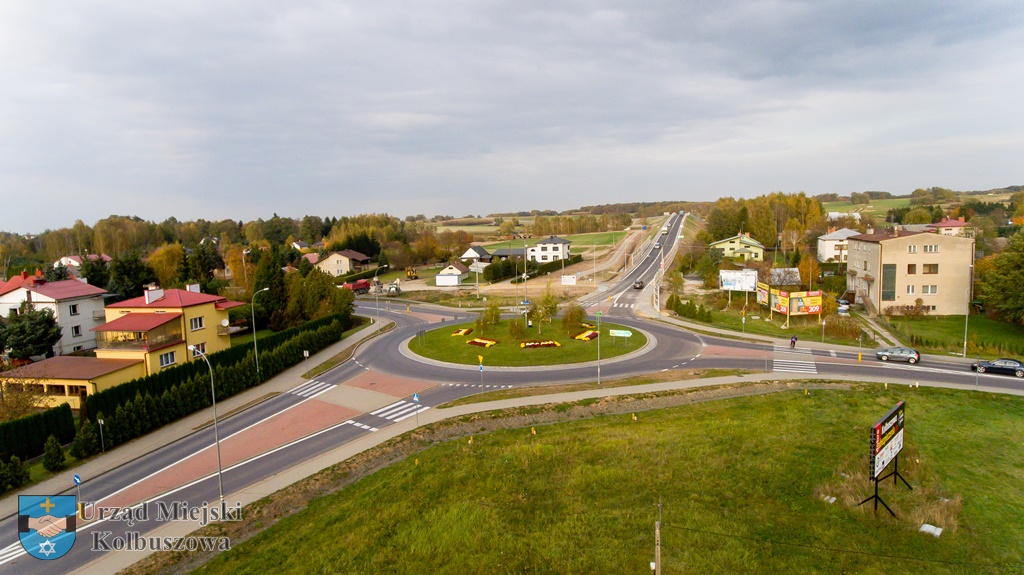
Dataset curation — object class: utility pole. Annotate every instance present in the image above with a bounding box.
[654,501,663,575]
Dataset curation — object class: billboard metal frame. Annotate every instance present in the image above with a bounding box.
[858,401,912,517]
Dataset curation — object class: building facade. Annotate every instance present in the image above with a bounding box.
[845,230,975,316]
[816,228,860,263]
[709,234,765,262]
[527,236,571,263]
[0,278,109,355]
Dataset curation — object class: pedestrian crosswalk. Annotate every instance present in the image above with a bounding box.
[612,302,635,308]
[370,400,430,422]
[441,383,514,389]
[772,345,818,374]
[290,380,336,398]
[341,420,378,432]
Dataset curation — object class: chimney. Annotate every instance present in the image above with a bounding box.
[145,287,164,305]
[958,216,965,222]
[827,227,836,234]
[866,226,874,235]
[186,283,201,293]
[20,270,28,279]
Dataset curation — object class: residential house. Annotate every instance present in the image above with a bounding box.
[314,250,372,277]
[92,286,245,377]
[0,356,146,409]
[489,247,527,261]
[436,262,470,287]
[56,254,112,278]
[291,240,310,251]
[845,229,975,316]
[816,228,860,263]
[527,236,571,263]
[0,277,109,355]
[301,253,320,266]
[709,234,765,262]
[927,217,974,237]
[460,246,492,264]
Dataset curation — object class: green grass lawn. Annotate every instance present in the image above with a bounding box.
[682,304,874,347]
[229,329,272,348]
[884,315,1024,358]
[484,231,627,251]
[823,198,912,220]
[408,320,646,366]
[193,386,1024,575]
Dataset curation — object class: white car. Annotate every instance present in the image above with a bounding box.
[653,243,661,249]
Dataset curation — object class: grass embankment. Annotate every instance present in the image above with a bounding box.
[408,320,646,367]
[187,385,1024,575]
[301,319,389,379]
[439,368,759,407]
[884,315,1024,359]
[677,303,881,347]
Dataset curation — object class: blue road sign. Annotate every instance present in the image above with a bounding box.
[413,393,419,403]
[72,475,81,486]
[479,364,484,372]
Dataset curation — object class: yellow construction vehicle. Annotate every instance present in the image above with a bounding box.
[406,267,419,280]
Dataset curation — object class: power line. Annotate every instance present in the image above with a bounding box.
[661,523,1021,570]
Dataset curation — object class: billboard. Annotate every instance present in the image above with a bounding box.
[757,282,769,306]
[870,401,905,479]
[788,290,822,315]
[561,275,577,286]
[719,269,758,293]
[770,288,789,314]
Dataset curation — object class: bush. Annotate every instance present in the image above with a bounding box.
[42,435,67,473]
[69,420,99,460]
[0,456,29,494]
[508,318,526,340]
[561,302,586,335]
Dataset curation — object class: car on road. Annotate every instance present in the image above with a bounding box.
[653,243,662,249]
[633,279,644,289]
[970,358,1024,377]
[875,347,920,364]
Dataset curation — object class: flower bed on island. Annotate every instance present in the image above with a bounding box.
[467,337,499,348]
[520,340,561,349]
[574,330,599,341]
[452,328,473,337]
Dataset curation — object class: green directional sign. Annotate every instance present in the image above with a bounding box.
[609,329,632,337]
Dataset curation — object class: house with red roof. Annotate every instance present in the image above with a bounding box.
[56,254,112,278]
[926,217,974,237]
[93,286,245,376]
[0,276,109,355]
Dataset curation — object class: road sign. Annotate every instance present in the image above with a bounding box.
[413,393,419,403]
[479,364,484,372]
[597,311,602,316]
[609,329,632,337]
[73,475,81,485]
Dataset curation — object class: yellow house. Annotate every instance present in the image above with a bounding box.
[709,233,765,262]
[0,357,145,409]
[93,287,245,376]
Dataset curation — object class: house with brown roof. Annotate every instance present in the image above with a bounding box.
[927,217,974,237]
[0,357,145,409]
[0,277,109,355]
[845,228,975,316]
[314,250,373,277]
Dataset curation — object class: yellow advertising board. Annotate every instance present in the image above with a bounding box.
[769,288,789,315]
[788,290,823,315]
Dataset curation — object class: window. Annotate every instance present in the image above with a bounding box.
[541,255,549,261]
[906,285,915,295]
[191,343,206,358]
[72,345,83,352]
[881,264,896,301]
[924,245,940,253]
[923,285,938,295]
[908,245,917,254]
[190,316,204,331]
[907,264,916,275]
[541,246,548,251]
[923,264,938,274]
[69,304,80,316]
[159,351,176,367]
[71,325,82,337]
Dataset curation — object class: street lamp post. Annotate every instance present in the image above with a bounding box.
[963,264,974,357]
[373,265,388,327]
[596,311,602,385]
[251,287,269,380]
[188,345,226,515]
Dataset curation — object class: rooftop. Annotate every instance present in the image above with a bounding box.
[2,356,142,380]
[818,228,861,241]
[108,288,242,309]
[23,279,107,300]
[93,312,182,332]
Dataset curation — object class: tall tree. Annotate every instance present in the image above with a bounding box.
[108,252,158,300]
[78,256,110,289]
[0,304,63,359]
[979,231,1024,324]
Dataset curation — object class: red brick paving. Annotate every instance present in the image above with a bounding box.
[343,370,434,398]
[703,344,768,358]
[96,399,358,510]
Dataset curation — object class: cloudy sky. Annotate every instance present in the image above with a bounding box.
[2,1,1023,233]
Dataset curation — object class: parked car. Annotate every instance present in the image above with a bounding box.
[875,347,920,364]
[837,298,850,306]
[971,358,1024,378]
[633,279,644,289]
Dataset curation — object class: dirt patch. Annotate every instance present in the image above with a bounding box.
[117,379,851,575]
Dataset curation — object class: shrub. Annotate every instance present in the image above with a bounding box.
[42,435,67,473]
[69,420,99,460]
[561,302,586,334]
[508,318,526,340]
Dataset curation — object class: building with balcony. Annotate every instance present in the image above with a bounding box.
[527,236,572,263]
[845,229,975,316]
[94,286,245,376]
[0,275,108,355]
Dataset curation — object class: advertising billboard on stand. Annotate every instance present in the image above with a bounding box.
[719,269,758,293]
[757,282,769,307]
[788,290,822,315]
[870,401,905,479]
[770,288,789,314]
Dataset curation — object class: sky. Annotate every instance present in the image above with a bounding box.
[2,1,1023,234]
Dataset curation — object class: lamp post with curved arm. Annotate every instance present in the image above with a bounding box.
[188,345,225,515]
[373,265,388,326]
[252,287,269,379]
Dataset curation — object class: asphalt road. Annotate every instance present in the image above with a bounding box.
[3,211,1020,573]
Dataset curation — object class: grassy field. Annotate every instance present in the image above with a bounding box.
[823,198,911,220]
[408,319,646,366]
[484,231,627,251]
[884,315,1024,358]
[193,385,1024,575]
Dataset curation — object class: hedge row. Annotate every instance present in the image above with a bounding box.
[84,313,351,428]
[86,317,349,451]
[333,267,383,284]
[0,403,75,461]
[511,254,584,284]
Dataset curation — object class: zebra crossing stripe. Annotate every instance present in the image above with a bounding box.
[774,345,813,355]
[291,380,335,397]
[341,420,378,432]
[773,360,818,373]
[371,400,411,418]
[392,406,430,422]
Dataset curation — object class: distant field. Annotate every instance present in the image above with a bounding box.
[823,198,911,219]
[194,386,1024,575]
[484,231,626,251]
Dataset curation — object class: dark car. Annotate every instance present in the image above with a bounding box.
[971,358,1024,378]
[633,279,644,289]
[875,347,920,364]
